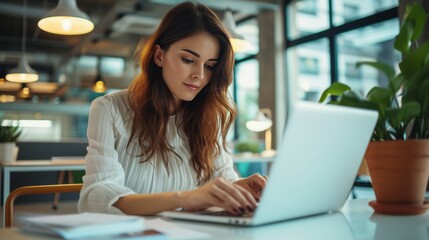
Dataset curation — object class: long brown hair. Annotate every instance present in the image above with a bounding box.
[128,2,236,185]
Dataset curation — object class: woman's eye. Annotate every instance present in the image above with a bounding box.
[181,57,193,64]
[205,64,215,71]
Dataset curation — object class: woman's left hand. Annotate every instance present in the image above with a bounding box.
[234,173,268,201]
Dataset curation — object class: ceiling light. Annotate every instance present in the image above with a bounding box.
[0,95,16,103]
[5,0,39,83]
[6,55,39,83]
[222,9,251,53]
[91,79,107,93]
[38,0,94,35]
[91,58,107,93]
[17,83,32,99]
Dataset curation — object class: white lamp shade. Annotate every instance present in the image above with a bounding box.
[246,111,273,132]
[222,10,251,53]
[5,56,39,83]
[230,37,251,53]
[38,0,94,35]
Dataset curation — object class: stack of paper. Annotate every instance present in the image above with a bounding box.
[21,212,145,239]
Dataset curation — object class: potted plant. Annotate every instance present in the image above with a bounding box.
[0,121,21,163]
[319,3,429,215]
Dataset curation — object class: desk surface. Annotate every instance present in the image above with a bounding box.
[232,154,273,163]
[1,155,267,166]
[1,198,428,240]
[0,159,85,167]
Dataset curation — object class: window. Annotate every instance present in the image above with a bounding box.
[235,58,259,142]
[287,0,329,39]
[231,16,260,142]
[333,0,398,25]
[298,57,320,75]
[100,57,125,76]
[285,0,399,102]
[337,18,400,95]
[288,39,330,101]
[298,0,318,15]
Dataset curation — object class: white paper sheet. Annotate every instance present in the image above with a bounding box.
[145,219,210,239]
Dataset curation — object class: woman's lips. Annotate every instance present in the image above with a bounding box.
[183,83,199,91]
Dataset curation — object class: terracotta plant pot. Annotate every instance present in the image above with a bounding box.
[365,140,429,215]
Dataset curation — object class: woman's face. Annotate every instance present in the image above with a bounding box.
[154,32,220,110]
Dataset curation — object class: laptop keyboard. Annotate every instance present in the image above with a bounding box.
[200,210,234,216]
[199,210,253,218]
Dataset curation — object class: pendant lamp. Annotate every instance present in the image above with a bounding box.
[91,75,107,93]
[222,9,251,53]
[6,0,39,83]
[38,0,94,35]
[91,57,107,93]
[17,83,32,99]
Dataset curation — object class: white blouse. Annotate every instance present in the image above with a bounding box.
[78,90,239,214]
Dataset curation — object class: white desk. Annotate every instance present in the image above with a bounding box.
[1,199,428,239]
[0,160,85,206]
[233,154,273,176]
[0,160,85,226]
[0,156,269,207]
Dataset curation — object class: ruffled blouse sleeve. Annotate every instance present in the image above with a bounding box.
[212,141,240,181]
[78,97,135,214]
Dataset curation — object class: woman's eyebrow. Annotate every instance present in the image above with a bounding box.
[181,49,218,61]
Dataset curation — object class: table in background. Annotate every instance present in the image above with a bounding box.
[233,154,274,176]
[0,159,85,225]
[1,199,428,239]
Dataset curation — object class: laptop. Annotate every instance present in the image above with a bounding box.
[161,102,378,226]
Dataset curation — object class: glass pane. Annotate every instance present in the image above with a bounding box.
[235,18,259,60]
[235,59,259,142]
[333,0,398,25]
[287,0,329,40]
[75,56,97,74]
[337,19,400,96]
[101,57,125,76]
[0,111,87,141]
[287,38,330,101]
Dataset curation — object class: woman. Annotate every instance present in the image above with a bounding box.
[78,2,266,216]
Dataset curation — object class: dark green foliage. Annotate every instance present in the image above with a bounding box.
[319,4,429,141]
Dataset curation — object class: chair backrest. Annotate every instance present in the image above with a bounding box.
[4,184,83,228]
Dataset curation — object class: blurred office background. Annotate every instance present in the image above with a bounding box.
[1,0,425,178]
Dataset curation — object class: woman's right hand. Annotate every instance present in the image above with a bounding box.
[178,177,258,215]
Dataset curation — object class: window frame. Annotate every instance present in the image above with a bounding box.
[284,0,398,86]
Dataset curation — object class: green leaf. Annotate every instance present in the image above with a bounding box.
[394,20,414,54]
[403,62,429,104]
[406,4,427,40]
[318,82,351,103]
[386,102,420,131]
[385,108,404,139]
[419,80,429,114]
[356,61,395,83]
[399,42,429,79]
[424,51,429,66]
[390,73,404,94]
[0,125,22,142]
[366,87,393,116]
[337,91,378,110]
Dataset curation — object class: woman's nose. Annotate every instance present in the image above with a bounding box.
[192,64,204,80]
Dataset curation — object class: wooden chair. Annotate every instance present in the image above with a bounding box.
[4,184,83,228]
[53,170,75,210]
